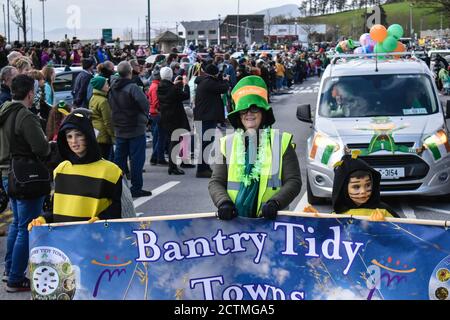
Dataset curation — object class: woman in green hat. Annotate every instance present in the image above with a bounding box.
[209,76,302,220]
[89,75,115,160]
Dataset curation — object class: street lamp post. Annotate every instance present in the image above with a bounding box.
[218,14,221,47]
[409,3,414,38]
[147,0,151,47]
[7,0,10,44]
[2,5,6,39]
[236,0,240,47]
[30,8,33,43]
[39,0,46,40]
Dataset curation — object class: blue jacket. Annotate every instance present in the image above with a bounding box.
[0,85,12,108]
[72,70,94,109]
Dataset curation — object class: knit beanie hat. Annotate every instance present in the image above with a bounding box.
[160,67,173,81]
[90,76,107,91]
[205,64,219,76]
[152,65,161,80]
[227,75,275,129]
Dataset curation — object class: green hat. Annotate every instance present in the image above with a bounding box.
[228,76,275,129]
[90,76,107,91]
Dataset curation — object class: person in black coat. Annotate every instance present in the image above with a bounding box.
[158,67,191,175]
[193,64,230,178]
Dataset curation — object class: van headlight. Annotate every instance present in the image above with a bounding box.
[423,130,450,161]
[310,133,340,165]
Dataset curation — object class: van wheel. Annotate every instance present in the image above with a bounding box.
[307,174,327,205]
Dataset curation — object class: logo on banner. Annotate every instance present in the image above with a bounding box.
[429,255,450,300]
[366,256,416,300]
[29,247,78,300]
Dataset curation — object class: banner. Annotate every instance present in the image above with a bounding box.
[29,214,450,300]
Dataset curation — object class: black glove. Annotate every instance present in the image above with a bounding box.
[262,200,280,220]
[217,201,237,221]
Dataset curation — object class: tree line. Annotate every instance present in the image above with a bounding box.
[298,0,449,18]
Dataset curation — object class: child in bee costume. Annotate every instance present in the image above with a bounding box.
[332,152,399,218]
[305,152,399,220]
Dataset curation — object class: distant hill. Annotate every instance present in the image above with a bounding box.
[255,4,301,23]
[297,1,448,39]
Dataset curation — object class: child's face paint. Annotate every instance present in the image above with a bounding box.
[348,175,372,206]
[66,129,87,158]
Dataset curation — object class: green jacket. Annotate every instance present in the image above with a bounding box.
[0,101,50,175]
[89,89,115,145]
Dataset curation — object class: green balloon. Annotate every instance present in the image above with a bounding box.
[382,36,398,52]
[388,24,404,40]
[374,43,386,53]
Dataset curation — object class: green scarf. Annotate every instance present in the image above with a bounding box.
[234,129,270,218]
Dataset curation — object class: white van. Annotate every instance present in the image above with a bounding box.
[297,54,450,204]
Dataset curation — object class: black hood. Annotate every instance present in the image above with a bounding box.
[110,77,134,91]
[57,111,101,164]
[332,155,382,214]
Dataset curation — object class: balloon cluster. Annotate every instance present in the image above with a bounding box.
[354,24,407,56]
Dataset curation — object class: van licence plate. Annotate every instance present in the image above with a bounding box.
[375,168,405,180]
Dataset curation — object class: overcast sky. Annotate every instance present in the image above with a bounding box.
[3,0,297,36]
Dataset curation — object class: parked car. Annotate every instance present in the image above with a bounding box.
[297,54,450,204]
[54,66,83,106]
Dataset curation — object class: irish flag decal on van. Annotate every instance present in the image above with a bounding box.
[424,130,450,161]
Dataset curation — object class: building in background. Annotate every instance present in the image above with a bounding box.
[179,20,220,47]
[220,15,265,46]
[154,31,184,53]
[265,24,326,45]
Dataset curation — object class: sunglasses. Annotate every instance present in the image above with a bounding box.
[239,107,261,116]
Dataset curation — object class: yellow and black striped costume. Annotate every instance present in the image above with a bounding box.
[52,159,122,222]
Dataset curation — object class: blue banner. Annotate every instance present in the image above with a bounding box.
[29,215,450,300]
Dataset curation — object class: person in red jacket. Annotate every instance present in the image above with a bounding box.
[147,66,168,166]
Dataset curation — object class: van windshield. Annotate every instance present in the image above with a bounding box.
[319,74,438,118]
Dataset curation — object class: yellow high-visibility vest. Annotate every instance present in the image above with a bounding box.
[220,129,293,217]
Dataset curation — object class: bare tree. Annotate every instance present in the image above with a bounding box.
[10,0,28,44]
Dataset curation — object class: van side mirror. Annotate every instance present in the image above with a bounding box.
[297,104,313,123]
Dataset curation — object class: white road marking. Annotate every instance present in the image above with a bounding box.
[415,206,450,216]
[133,181,180,208]
[294,193,309,212]
[400,203,417,219]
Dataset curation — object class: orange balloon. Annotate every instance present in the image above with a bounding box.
[393,42,406,52]
[370,24,388,43]
[392,41,406,59]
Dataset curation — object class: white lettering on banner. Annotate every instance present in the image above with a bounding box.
[190,276,306,300]
[133,223,364,279]
[132,230,267,264]
[190,276,224,300]
[273,222,364,275]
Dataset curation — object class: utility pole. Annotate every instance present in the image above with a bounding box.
[236,0,240,47]
[7,0,10,44]
[409,3,414,38]
[22,0,26,45]
[147,0,151,47]
[30,8,33,43]
[218,14,221,47]
[2,5,6,39]
[39,0,46,40]
[138,17,140,41]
